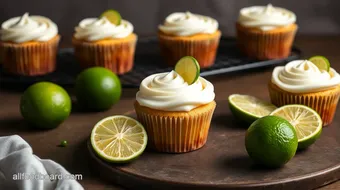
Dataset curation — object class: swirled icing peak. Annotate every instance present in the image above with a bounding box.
[272,60,340,93]
[74,17,133,41]
[158,12,218,36]
[238,4,296,31]
[136,70,215,111]
[1,13,58,43]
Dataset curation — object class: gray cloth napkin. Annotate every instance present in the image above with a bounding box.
[0,135,84,190]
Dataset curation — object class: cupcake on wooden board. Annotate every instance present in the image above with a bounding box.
[134,56,216,153]
[268,58,340,126]
[72,10,137,75]
[158,12,221,68]
[236,4,297,60]
[0,13,60,76]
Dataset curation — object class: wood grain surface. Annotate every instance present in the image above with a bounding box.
[0,36,339,190]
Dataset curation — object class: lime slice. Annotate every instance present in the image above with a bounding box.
[228,94,277,124]
[174,56,200,84]
[270,104,322,149]
[309,56,330,72]
[90,115,148,163]
[100,9,122,25]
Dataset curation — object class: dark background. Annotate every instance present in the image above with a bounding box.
[1,0,340,42]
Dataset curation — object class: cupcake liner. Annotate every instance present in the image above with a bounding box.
[134,101,216,153]
[72,34,137,75]
[158,31,221,68]
[0,35,60,76]
[236,23,297,60]
[268,82,340,126]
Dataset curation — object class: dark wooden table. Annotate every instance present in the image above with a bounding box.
[0,36,339,190]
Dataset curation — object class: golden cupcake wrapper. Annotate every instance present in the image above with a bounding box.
[134,101,216,153]
[72,34,137,75]
[268,82,340,126]
[236,23,297,60]
[0,35,60,76]
[158,31,221,68]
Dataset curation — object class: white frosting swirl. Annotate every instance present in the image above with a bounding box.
[272,60,340,93]
[238,4,296,31]
[158,12,218,36]
[1,13,58,43]
[74,17,133,41]
[136,71,215,111]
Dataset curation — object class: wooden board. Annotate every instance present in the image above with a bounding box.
[87,100,340,190]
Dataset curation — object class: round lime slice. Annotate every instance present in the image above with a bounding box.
[174,56,200,84]
[309,56,330,72]
[270,104,322,149]
[100,9,122,25]
[228,94,277,124]
[90,115,148,163]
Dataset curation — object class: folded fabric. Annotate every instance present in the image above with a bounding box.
[0,135,84,190]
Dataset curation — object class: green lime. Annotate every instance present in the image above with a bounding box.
[228,94,277,124]
[174,56,200,84]
[270,104,322,149]
[245,116,298,168]
[20,82,71,129]
[91,115,148,163]
[75,67,121,111]
[100,9,122,25]
[308,56,330,72]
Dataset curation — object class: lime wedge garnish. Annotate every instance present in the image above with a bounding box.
[309,56,330,72]
[228,94,277,124]
[174,56,200,84]
[270,104,322,149]
[100,9,122,25]
[90,115,148,163]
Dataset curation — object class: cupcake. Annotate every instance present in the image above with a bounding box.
[268,60,340,126]
[236,4,297,60]
[134,70,216,153]
[72,11,137,75]
[158,12,221,68]
[0,13,60,76]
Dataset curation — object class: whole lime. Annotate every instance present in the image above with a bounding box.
[75,67,122,111]
[20,82,71,129]
[245,116,298,168]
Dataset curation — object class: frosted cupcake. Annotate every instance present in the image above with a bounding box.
[72,11,137,75]
[134,70,216,153]
[158,12,221,68]
[268,60,340,126]
[236,4,297,60]
[0,13,60,76]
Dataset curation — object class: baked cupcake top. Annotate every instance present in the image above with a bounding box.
[238,4,296,31]
[158,12,218,36]
[272,60,340,93]
[0,13,58,43]
[136,70,215,111]
[74,17,133,41]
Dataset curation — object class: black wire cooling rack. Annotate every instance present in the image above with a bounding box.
[0,36,301,88]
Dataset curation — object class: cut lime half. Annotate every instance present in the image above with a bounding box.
[174,56,200,85]
[90,115,148,163]
[270,104,322,149]
[100,9,122,25]
[228,94,277,124]
[309,56,330,72]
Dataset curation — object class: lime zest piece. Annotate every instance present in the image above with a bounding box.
[91,115,147,163]
[270,104,322,149]
[308,56,330,72]
[100,9,122,25]
[174,56,200,85]
[59,140,68,147]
